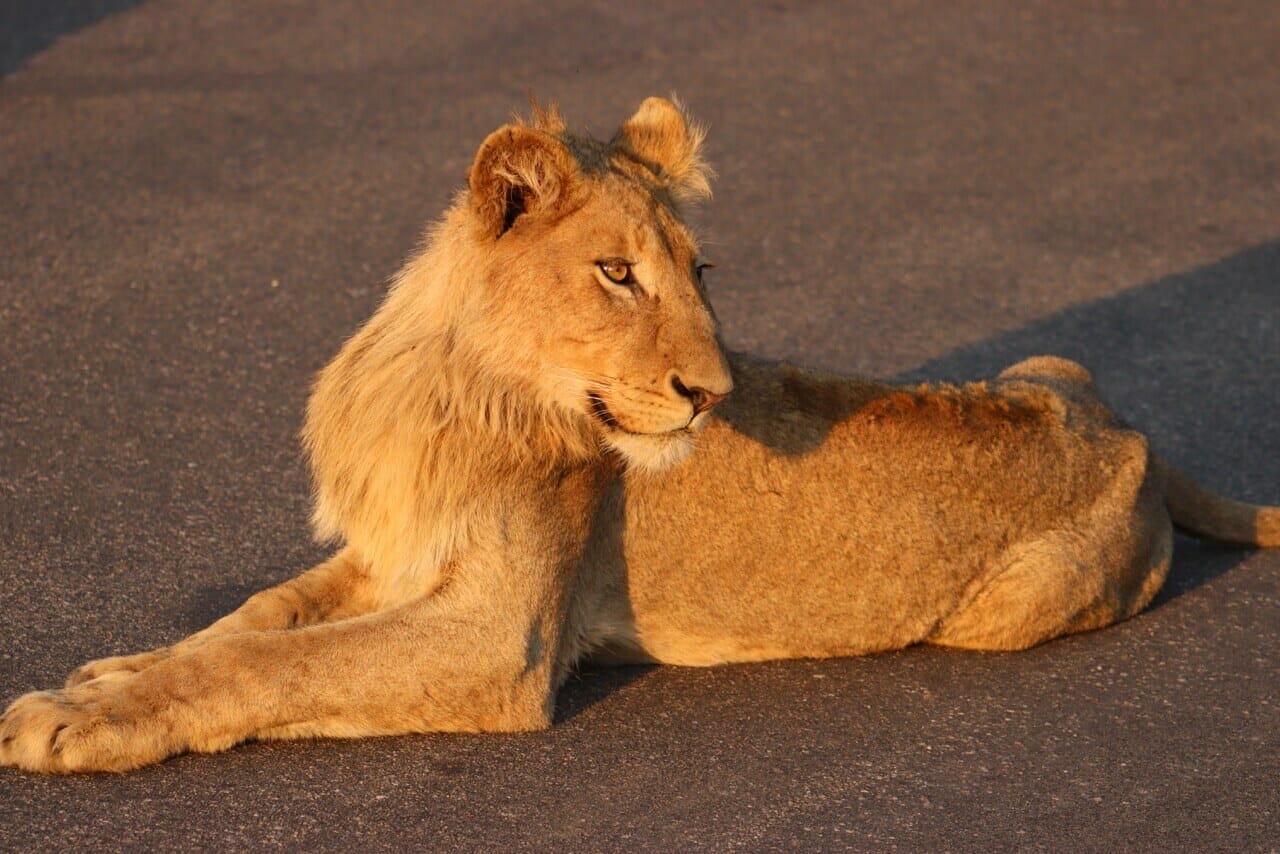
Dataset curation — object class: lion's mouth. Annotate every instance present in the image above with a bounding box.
[585,391,622,430]
[585,390,694,437]
[586,391,701,437]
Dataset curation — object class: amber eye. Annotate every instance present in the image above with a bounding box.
[695,261,715,283]
[598,259,633,285]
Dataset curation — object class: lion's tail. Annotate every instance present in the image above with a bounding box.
[1155,457,1280,548]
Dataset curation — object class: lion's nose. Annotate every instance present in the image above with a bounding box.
[670,375,729,415]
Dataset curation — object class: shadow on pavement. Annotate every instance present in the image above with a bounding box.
[900,239,1280,607]
[182,579,274,628]
[1,0,145,77]
[557,664,656,723]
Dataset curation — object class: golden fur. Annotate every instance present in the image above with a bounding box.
[2,97,1276,773]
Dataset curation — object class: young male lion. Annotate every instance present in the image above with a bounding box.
[2,97,1276,773]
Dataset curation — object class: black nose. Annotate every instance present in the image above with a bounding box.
[671,376,729,416]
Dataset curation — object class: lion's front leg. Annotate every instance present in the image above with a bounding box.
[66,546,379,687]
[5,464,608,773]
[1,519,593,774]
[3,591,560,773]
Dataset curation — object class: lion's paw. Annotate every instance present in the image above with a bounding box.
[65,648,171,689]
[0,676,176,773]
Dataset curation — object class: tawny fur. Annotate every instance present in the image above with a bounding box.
[2,97,1276,773]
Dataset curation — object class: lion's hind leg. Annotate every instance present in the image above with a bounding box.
[66,546,379,687]
[929,522,1172,652]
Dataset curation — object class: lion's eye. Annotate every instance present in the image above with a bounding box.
[598,260,634,286]
[695,261,715,284]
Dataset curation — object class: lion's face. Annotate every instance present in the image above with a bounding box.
[467,99,733,471]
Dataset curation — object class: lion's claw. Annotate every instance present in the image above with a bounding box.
[65,648,171,689]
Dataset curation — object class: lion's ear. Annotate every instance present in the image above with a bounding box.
[613,96,712,206]
[469,124,578,239]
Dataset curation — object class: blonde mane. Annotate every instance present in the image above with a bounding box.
[302,205,597,591]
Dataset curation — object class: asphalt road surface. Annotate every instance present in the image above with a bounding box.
[2,2,1277,850]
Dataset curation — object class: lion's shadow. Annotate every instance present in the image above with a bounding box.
[898,240,1279,608]
[2,1,147,77]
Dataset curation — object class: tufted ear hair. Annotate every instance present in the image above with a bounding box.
[469,123,578,240]
[612,96,713,207]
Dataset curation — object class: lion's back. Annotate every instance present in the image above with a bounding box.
[609,353,1148,664]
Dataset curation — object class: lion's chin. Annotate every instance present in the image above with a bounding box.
[602,429,695,474]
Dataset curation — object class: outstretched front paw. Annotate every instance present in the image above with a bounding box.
[0,674,178,773]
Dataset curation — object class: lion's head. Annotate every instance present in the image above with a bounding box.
[305,97,733,574]
[459,96,733,472]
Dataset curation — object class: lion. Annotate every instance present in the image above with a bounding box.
[2,97,1276,773]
